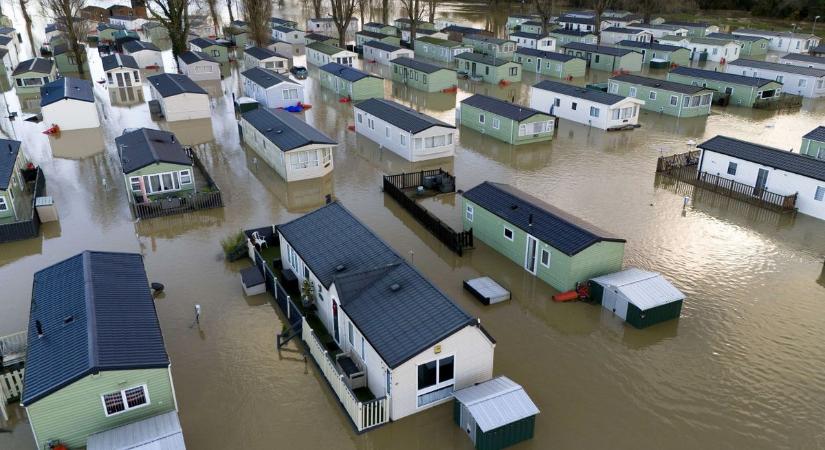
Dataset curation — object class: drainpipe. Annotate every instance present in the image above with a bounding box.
[510,116,515,143]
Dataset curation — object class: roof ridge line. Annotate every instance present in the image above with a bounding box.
[82,251,100,371]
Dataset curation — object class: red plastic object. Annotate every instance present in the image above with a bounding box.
[347,124,355,131]
[338,97,351,103]
[43,124,60,135]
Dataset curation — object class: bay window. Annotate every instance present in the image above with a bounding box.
[141,169,189,195]
[417,355,455,407]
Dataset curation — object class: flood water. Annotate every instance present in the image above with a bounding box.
[2,2,825,449]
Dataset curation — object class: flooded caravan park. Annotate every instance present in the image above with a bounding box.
[2,1,825,449]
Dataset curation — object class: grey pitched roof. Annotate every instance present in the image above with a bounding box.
[668,66,776,87]
[21,251,170,405]
[189,37,225,49]
[305,33,333,41]
[464,34,513,45]
[390,56,451,73]
[455,52,514,66]
[98,22,125,31]
[122,40,160,53]
[0,139,21,190]
[242,67,297,88]
[549,29,595,37]
[562,42,638,57]
[244,46,286,60]
[461,94,546,121]
[558,15,595,25]
[101,53,139,71]
[733,28,817,39]
[269,17,296,26]
[0,35,12,46]
[442,25,485,34]
[356,30,389,40]
[147,73,207,97]
[803,126,825,142]
[707,32,764,42]
[509,31,547,39]
[514,47,577,62]
[364,22,390,28]
[616,40,685,52]
[12,58,53,76]
[728,58,825,77]
[664,20,709,28]
[602,26,646,34]
[363,40,402,52]
[699,135,825,182]
[0,26,16,34]
[40,77,95,107]
[178,50,217,65]
[463,182,625,256]
[319,62,379,82]
[355,99,454,133]
[533,79,629,105]
[780,53,825,64]
[277,202,478,368]
[611,74,710,94]
[241,108,336,151]
[453,377,539,433]
[116,128,192,173]
[272,25,300,33]
[52,43,86,57]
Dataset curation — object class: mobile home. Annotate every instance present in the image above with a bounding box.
[530,79,644,130]
[242,67,304,108]
[147,73,210,121]
[40,77,100,130]
[319,62,384,100]
[306,42,357,67]
[608,74,713,117]
[513,48,586,78]
[454,52,522,84]
[390,57,457,92]
[725,58,825,98]
[459,94,555,145]
[561,42,642,72]
[666,66,783,107]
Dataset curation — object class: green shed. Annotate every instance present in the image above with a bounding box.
[459,94,555,145]
[453,376,539,450]
[588,268,685,329]
[455,52,522,84]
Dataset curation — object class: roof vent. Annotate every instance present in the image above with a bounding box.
[389,283,401,292]
[275,130,283,134]
[510,204,519,210]
[63,315,74,325]
[335,264,346,272]
[36,320,44,338]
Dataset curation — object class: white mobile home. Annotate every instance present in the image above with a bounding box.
[779,53,825,71]
[240,108,336,182]
[508,31,556,51]
[697,135,825,221]
[530,79,643,130]
[599,27,652,45]
[101,53,142,87]
[121,40,162,68]
[40,77,100,130]
[363,41,413,65]
[241,67,304,109]
[626,23,689,39]
[306,17,358,41]
[147,73,210,122]
[177,51,221,81]
[731,29,820,54]
[725,59,825,98]
[684,37,740,63]
[272,25,305,44]
[354,98,456,162]
[306,42,357,67]
[244,46,290,72]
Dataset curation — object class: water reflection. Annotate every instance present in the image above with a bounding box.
[458,126,553,170]
[17,93,41,114]
[162,118,215,146]
[134,208,226,240]
[243,146,334,212]
[353,133,455,175]
[196,79,224,98]
[108,86,145,107]
[48,127,105,159]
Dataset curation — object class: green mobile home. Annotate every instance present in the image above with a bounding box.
[589,268,685,328]
[355,30,400,49]
[549,29,597,46]
[513,47,586,78]
[390,56,457,92]
[306,42,357,66]
[414,36,473,63]
[707,32,768,57]
[0,139,25,223]
[97,22,125,42]
[519,21,547,35]
[608,74,714,117]
[363,22,398,35]
[21,251,180,450]
[561,42,643,72]
[615,40,690,66]
[455,52,522,84]
[462,34,517,58]
[666,66,783,107]
[801,126,825,159]
[319,62,384,100]
[116,128,196,204]
[459,94,555,145]
[304,33,338,46]
[462,182,626,292]
[12,57,56,94]
[52,43,89,75]
[189,37,230,63]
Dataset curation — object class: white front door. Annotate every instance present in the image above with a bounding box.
[525,235,538,274]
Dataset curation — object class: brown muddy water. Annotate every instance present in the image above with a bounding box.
[2,2,825,449]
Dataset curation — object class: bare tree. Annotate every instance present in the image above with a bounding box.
[426,0,436,23]
[40,0,89,75]
[381,0,388,24]
[329,0,356,48]
[311,0,323,17]
[626,0,660,23]
[356,0,368,30]
[20,0,37,55]
[533,0,555,34]
[241,0,272,47]
[205,0,221,36]
[148,0,189,69]
[399,0,424,48]
[592,0,613,43]
[226,0,234,23]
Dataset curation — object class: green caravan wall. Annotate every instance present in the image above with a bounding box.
[476,415,536,450]
[459,104,553,145]
[350,77,385,100]
[625,299,683,328]
[664,73,782,107]
[454,59,522,84]
[391,64,456,92]
[0,190,13,219]
[610,80,712,117]
[27,368,176,450]
[739,39,768,57]
[801,138,825,158]
[125,162,195,201]
[513,53,586,78]
[568,241,625,291]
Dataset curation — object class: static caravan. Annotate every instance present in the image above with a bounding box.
[178,50,221,81]
[707,32,768,57]
[625,23,689,39]
[189,37,230,63]
[454,52,522,85]
[355,30,400,49]
[614,40,691,67]
[725,59,825,98]
[443,25,491,43]
[780,53,825,70]
[731,29,820,54]
[272,25,305,45]
[270,17,298,29]
[549,29,598,47]
[318,62,384,100]
[244,46,290,72]
[462,181,626,291]
[354,98,456,161]
[608,74,713,117]
[363,41,413,65]
[147,73,210,121]
[117,128,197,204]
[0,139,25,225]
[364,22,399,36]
[12,57,56,94]
[101,53,142,88]
[97,22,125,42]
[508,31,556,51]
[661,20,715,37]
[519,21,547,35]
[506,14,539,32]
[390,57,457,92]
[109,14,146,30]
[304,33,337,46]
[683,37,740,63]
[40,77,100,130]
[401,28,447,44]
[666,66,783,107]
[459,94,555,145]
[589,268,685,328]
[122,40,162,68]
[306,42,357,67]
[600,27,652,45]
[52,43,90,75]
[462,34,517,58]
[801,126,825,160]
[240,108,336,182]
[143,21,169,42]
[530,79,643,130]
[242,67,304,109]
[513,48,586,78]
[414,36,473,63]
[561,42,642,72]
[556,15,596,32]
[305,17,359,41]
[394,18,436,30]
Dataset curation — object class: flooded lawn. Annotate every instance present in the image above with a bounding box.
[1,1,825,449]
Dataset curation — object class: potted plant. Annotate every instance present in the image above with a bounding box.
[301,279,316,309]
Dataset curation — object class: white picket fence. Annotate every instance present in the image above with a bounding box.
[302,317,389,432]
[1,368,24,421]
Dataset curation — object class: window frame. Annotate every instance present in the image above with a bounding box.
[465,204,474,222]
[416,355,455,408]
[540,249,550,267]
[101,384,150,417]
[503,226,514,241]
[815,186,825,201]
[0,196,7,211]
[727,161,737,176]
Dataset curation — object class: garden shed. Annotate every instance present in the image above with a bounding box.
[453,376,539,450]
[589,268,685,329]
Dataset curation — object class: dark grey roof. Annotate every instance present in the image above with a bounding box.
[52,43,86,56]
[12,58,53,76]
[602,26,646,34]
[272,25,299,33]
[509,31,547,39]
[390,56,451,73]
[442,25,485,34]
[728,58,825,77]
[123,40,160,53]
[780,53,825,64]
[363,40,402,52]
[558,16,595,25]
[669,66,777,87]
[533,79,629,105]
[110,14,137,21]
[356,99,454,133]
[189,37,225,49]
[0,139,21,190]
[244,46,286,60]
[616,40,685,52]
[733,28,817,39]
[522,21,544,27]
[550,29,595,37]
[277,202,478,369]
[803,126,825,142]
[707,32,764,42]
[611,74,710,94]
[269,17,296,26]
[464,34,513,45]
[699,135,825,182]
[357,30,389,40]
[461,94,546,121]
[147,73,207,97]
[364,22,390,28]
[464,182,625,255]
[0,35,12,46]
[514,47,577,62]
[454,52,514,66]
[178,50,217,64]
[305,33,333,41]
[0,26,16,34]
[664,20,709,28]
[40,77,95,107]
[241,108,336,151]
[21,251,170,405]
[319,62,378,82]
[242,67,297,88]
[116,128,192,173]
[101,53,139,71]
[98,22,125,31]
[562,42,638,57]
